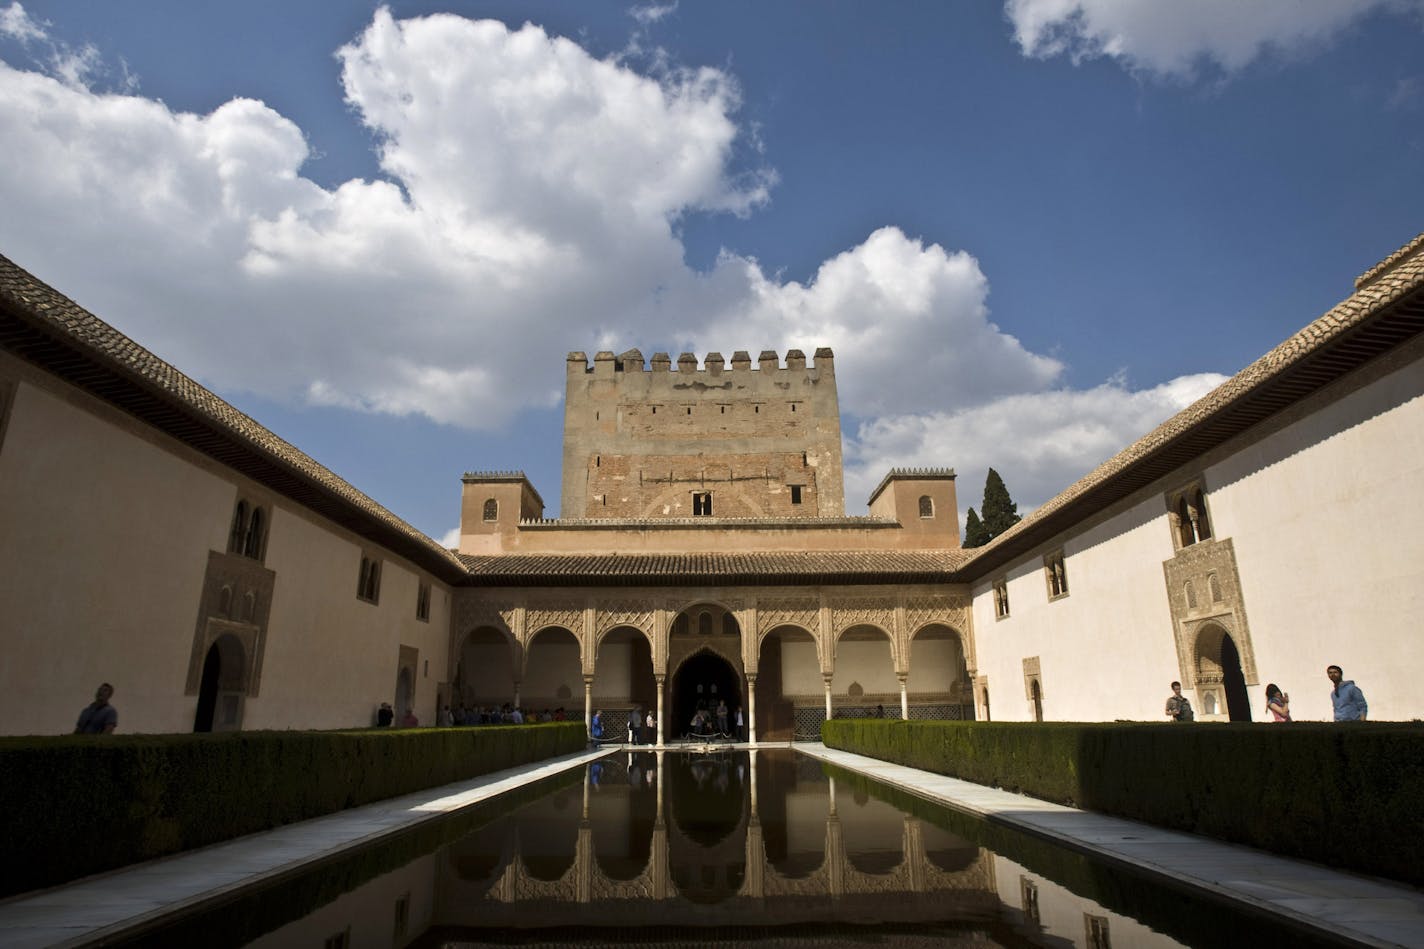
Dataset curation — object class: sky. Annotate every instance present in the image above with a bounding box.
[1,1,1421,544]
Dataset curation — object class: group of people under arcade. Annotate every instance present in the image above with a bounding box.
[375,702,571,728]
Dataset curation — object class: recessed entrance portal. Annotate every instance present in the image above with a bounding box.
[671,651,740,739]
[194,634,246,733]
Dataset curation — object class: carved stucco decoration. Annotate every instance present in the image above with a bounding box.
[828,596,896,637]
[595,602,656,638]
[1162,536,1258,690]
[454,594,518,638]
[756,597,820,637]
[526,605,585,639]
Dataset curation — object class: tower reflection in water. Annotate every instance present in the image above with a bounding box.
[439,748,996,929]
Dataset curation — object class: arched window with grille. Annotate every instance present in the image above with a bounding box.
[482,498,498,522]
[918,495,934,518]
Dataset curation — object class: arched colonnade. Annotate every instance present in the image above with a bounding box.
[450,587,977,743]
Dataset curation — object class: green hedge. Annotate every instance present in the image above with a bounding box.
[821,719,1424,886]
[0,722,586,898]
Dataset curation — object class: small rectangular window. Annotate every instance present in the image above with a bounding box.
[790,485,803,505]
[693,492,713,516]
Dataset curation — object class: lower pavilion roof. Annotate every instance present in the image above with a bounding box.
[457,550,972,586]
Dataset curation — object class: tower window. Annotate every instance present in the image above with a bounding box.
[483,498,498,522]
[918,495,934,518]
[790,485,803,504]
[693,492,713,516]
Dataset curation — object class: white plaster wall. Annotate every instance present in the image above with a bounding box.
[830,639,896,694]
[248,507,451,730]
[905,637,964,693]
[1204,359,1424,722]
[781,639,822,695]
[592,641,634,699]
[0,381,229,735]
[523,638,582,705]
[971,496,1182,722]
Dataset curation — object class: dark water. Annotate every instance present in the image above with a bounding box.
[122,749,1350,948]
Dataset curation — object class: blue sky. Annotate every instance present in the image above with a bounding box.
[2,1,1421,542]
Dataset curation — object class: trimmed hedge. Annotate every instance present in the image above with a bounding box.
[0,722,586,898]
[821,719,1424,886]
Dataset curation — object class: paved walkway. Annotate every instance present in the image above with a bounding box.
[798,743,1424,949]
[1,743,1420,947]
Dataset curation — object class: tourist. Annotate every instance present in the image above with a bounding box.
[510,706,524,724]
[376,701,393,727]
[875,703,885,719]
[1327,666,1368,721]
[646,709,656,742]
[716,699,729,736]
[1265,684,1291,722]
[400,707,418,727]
[74,682,117,734]
[591,709,604,746]
[1165,682,1194,722]
[735,705,744,741]
[438,704,453,727]
[632,705,644,744]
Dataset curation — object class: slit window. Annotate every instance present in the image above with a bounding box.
[993,579,1010,619]
[790,485,803,505]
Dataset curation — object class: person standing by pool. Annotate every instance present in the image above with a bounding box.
[1327,666,1368,721]
[590,709,604,746]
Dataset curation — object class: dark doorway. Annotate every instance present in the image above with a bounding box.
[194,641,221,732]
[672,651,739,739]
[1030,680,1043,722]
[1221,634,1251,722]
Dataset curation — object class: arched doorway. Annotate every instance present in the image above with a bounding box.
[395,666,414,721]
[1030,679,1044,722]
[194,634,246,732]
[455,626,518,708]
[672,651,740,739]
[907,624,974,720]
[1194,623,1251,721]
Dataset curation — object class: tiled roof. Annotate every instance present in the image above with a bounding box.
[0,253,469,583]
[458,550,971,586]
[964,233,1424,576]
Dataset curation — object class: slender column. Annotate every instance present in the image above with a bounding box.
[513,680,521,711]
[655,675,666,746]
[899,673,909,720]
[823,674,833,721]
[584,675,593,733]
[747,674,758,745]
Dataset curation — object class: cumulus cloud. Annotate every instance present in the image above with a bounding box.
[844,372,1227,515]
[1004,0,1421,79]
[0,6,1224,517]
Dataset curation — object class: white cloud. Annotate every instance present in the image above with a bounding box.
[1004,0,1421,79]
[0,6,1225,518]
[0,3,46,43]
[844,372,1227,517]
[630,3,678,26]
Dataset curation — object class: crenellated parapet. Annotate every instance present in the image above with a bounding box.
[566,348,834,381]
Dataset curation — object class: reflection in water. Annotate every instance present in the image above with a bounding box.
[146,750,1331,948]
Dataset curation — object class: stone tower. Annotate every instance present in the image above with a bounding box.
[561,348,844,518]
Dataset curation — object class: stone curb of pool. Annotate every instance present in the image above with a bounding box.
[798,743,1424,949]
[0,747,614,949]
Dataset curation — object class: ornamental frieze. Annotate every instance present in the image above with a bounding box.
[827,596,896,636]
[905,595,971,637]
[526,606,584,637]
[595,602,656,636]
[756,597,820,636]
[454,595,517,636]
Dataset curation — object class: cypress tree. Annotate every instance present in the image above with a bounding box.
[981,467,1021,539]
[963,507,989,547]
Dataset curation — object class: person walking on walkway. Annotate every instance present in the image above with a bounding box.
[1165,681,1194,722]
[1327,665,1368,721]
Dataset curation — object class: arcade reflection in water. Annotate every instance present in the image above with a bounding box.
[243,750,1194,948]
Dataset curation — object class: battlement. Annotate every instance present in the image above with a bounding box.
[567,348,834,378]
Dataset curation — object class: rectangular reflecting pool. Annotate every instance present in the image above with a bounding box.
[118,749,1354,948]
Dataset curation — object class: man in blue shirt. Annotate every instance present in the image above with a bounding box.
[1327,665,1368,721]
